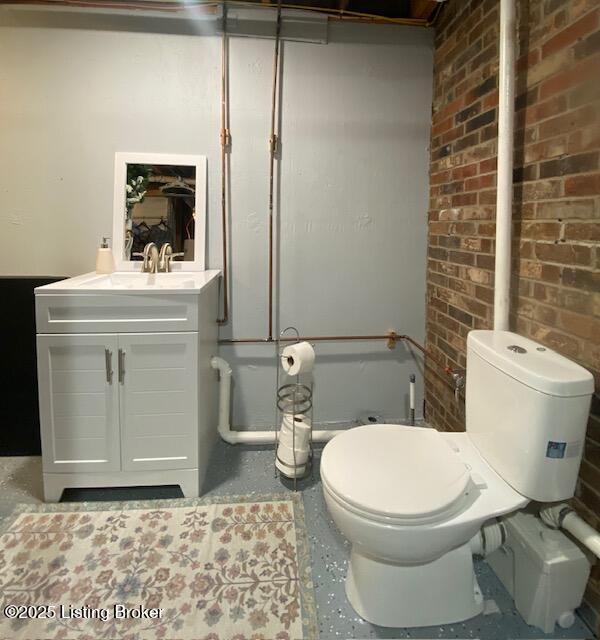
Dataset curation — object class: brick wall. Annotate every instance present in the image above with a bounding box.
[426,0,600,632]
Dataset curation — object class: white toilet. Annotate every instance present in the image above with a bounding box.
[321,330,594,628]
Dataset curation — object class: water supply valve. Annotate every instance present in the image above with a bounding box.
[452,370,465,403]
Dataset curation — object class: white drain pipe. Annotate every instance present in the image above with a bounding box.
[540,504,600,559]
[493,0,516,331]
[482,0,600,585]
[211,356,342,445]
[488,0,600,565]
[469,519,505,557]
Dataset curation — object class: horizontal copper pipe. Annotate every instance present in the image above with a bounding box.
[220,334,395,344]
[9,0,431,26]
[219,332,454,376]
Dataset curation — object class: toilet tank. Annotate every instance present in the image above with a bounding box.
[466,330,594,502]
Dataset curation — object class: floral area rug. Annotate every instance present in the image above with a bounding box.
[0,494,317,640]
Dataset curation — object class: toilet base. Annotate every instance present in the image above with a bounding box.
[345,542,484,627]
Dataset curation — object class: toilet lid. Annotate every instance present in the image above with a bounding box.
[321,425,471,521]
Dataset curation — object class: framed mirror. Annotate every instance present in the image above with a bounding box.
[112,152,207,271]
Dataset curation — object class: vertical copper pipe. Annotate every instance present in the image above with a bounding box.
[217,3,230,325]
[267,2,282,341]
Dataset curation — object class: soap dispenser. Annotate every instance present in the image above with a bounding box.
[96,237,115,274]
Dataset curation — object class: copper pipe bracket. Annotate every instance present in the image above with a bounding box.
[386,331,398,350]
[221,128,231,148]
[270,134,279,155]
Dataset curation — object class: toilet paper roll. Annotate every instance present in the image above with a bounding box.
[279,417,311,450]
[277,441,309,467]
[281,342,315,376]
[282,413,311,429]
[275,456,307,479]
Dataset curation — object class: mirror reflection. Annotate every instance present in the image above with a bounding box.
[124,163,196,261]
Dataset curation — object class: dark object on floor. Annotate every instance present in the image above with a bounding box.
[61,485,184,502]
[0,276,65,456]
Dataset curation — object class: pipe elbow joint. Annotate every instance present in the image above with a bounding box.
[211,355,232,376]
[539,503,574,529]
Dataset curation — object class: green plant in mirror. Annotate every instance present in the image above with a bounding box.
[124,164,152,259]
[125,164,151,218]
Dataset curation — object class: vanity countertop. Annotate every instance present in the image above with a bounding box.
[35,270,221,295]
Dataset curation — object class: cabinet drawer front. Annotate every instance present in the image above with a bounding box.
[119,332,198,472]
[37,334,121,473]
[35,294,198,334]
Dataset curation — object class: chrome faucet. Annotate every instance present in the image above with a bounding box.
[158,243,185,272]
[133,243,159,273]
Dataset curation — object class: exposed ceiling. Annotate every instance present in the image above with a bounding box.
[0,0,442,25]
[245,0,441,23]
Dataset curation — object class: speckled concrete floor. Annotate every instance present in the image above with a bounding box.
[0,448,593,640]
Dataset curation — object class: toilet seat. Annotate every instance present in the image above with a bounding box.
[321,425,473,525]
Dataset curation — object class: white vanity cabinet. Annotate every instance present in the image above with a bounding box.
[35,271,220,502]
[118,332,198,473]
[37,333,121,475]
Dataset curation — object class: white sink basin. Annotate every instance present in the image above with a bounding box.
[83,272,199,289]
[36,270,221,294]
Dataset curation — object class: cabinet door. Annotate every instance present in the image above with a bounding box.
[119,332,198,472]
[37,334,120,473]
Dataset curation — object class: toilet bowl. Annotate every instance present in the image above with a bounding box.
[321,330,594,628]
[321,424,527,626]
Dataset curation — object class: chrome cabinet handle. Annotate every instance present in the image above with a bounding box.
[105,349,113,384]
[118,349,126,384]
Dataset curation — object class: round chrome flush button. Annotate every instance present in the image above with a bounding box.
[507,345,527,354]
[537,347,546,352]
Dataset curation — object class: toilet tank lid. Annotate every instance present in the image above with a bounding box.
[468,331,594,397]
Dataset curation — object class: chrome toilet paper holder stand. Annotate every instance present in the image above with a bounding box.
[274,326,314,489]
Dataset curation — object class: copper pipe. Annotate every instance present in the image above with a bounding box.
[253,3,428,25]
[12,0,431,26]
[217,3,230,325]
[219,332,454,375]
[267,1,282,340]
[221,335,392,343]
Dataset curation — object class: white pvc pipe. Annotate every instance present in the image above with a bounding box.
[563,512,600,559]
[211,356,235,443]
[493,0,516,331]
[211,356,343,445]
[540,504,600,559]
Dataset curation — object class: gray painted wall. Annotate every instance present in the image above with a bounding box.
[0,9,433,429]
